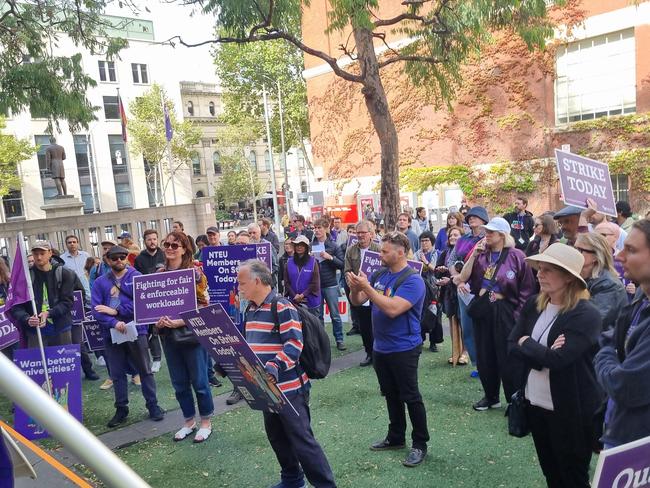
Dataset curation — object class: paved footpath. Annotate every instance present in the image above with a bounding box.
[16,349,366,487]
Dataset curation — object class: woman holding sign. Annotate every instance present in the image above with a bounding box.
[155,231,214,444]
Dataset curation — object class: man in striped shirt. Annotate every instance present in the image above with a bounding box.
[238,259,336,488]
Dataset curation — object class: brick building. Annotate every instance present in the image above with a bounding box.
[301,0,650,215]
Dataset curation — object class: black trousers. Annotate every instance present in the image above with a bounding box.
[527,405,592,488]
[373,346,429,450]
[345,286,360,331]
[473,299,516,403]
[354,305,373,357]
[263,392,336,488]
[71,324,95,376]
[27,330,71,348]
[148,325,162,362]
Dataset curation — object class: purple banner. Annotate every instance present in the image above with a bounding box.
[0,305,19,350]
[82,319,105,351]
[14,344,82,440]
[359,250,423,277]
[555,149,617,217]
[181,305,297,416]
[202,244,270,326]
[132,269,197,325]
[592,435,650,487]
[71,290,84,325]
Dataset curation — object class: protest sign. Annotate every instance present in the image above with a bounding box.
[555,149,617,217]
[14,344,82,440]
[71,290,85,325]
[181,304,297,416]
[132,269,197,325]
[324,296,350,323]
[592,435,650,488]
[0,305,19,350]
[359,250,424,277]
[82,319,105,351]
[202,244,272,326]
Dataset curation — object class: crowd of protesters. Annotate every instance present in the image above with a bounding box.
[2,195,650,487]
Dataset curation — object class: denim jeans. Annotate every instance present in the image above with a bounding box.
[319,286,344,343]
[162,339,214,420]
[458,298,477,365]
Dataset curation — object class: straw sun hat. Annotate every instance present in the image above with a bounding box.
[525,242,587,288]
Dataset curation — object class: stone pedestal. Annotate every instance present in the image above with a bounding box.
[40,195,84,219]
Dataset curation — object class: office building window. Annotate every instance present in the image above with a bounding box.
[144,158,162,208]
[98,60,117,82]
[248,151,257,169]
[34,135,51,175]
[209,101,215,116]
[75,135,99,212]
[264,150,271,172]
[74,135,90,175]
[555,29,636,124]
[3,190,24,219]
[213,152,221,174]
[187,101,194,116]
[191,153,202,175]
[108,135,132,209]
[131,63,149,84]
[611,174,629,202]
[103,96,119,120]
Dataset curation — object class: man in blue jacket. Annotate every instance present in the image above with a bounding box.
[92,245,164,428]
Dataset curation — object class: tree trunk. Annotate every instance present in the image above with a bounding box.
[353,27,400,231]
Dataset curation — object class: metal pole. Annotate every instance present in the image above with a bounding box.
[262,84,282,235]
[276,80,290,218]
[0,353,150,488]
[86,133,97,214]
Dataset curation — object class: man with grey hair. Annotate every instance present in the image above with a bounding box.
[248,222,279,288]
[344,220,381,366]
[237,259,336,488]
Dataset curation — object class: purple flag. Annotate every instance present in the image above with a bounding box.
[0,305,20,350]
[5,235,32,312]
[164,104,173,142]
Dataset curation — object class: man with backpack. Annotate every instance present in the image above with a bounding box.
[237,259,336,488]
[347,231,429,468]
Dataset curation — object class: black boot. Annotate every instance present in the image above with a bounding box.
[226,389,243,405]
[107,406,129,428]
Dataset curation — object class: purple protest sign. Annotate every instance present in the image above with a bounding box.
[71,290,84,325]
[592,435,650,488]
[0,305,19,350]
[132,269,197,325]
[5,235,32,311]
[256,241,272,269]
[82,319,105,351]
[181,304,297,416]
[359,250,424,276]
[14,344,82,440]
[555,149,617,217]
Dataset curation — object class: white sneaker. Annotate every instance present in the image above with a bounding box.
[151,360,161,373]
[95,356,106,367]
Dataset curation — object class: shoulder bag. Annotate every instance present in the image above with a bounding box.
[466,248,510,320]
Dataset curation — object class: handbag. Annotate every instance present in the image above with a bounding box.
[506,389,529,438]
[466,248,510,320]
[165,326,199,346]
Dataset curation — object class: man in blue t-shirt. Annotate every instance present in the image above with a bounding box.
[347,231,428,468]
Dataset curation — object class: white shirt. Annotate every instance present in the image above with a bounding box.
[61,250,91,297]
[525,303,561,411]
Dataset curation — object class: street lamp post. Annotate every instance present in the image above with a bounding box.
[275,79,291,218]
[262,84,282,235]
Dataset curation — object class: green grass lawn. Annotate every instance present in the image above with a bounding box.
[103,340,548,488]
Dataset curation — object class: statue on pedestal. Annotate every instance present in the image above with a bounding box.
[45,137,67,197]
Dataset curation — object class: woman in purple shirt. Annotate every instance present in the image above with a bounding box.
[283,235,321,317]
[459,217,535,411]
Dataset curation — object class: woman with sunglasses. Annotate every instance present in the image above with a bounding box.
[574,232,627,330]
[155,231,214,443]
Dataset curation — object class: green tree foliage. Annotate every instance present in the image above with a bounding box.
[214,39,309,152]
[0,117,37,196]
[128,84,201,204]
[0,0,129,131]
[170,0,558,228]
[213,121,266,216]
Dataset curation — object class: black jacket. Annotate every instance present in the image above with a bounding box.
[586,270,628,330]
[503,210,535,251]
[262,229,280,253]
[508,297,603,447]
[134,248,165,275]
[312,237,344,288]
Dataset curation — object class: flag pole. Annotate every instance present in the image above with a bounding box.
[17,233,53,397]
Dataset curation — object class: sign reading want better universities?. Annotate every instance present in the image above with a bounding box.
[555,149,617,217]
[132,269,197,325]
[592,435,650,488]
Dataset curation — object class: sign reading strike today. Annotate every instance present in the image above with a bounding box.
[132,269,197,325]
[592,435,650,488]
[555,149,617,217]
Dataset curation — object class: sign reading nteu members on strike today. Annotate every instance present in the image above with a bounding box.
[555,149,617,217]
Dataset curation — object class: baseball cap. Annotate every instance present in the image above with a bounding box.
[118,231,131,239]
[106,245,129,259]
[31,240,51,252]
[206,226,219,234]
[101,239,117,246]
[481,217,511,234]
[553,206,583,219]
[292,235,310,246]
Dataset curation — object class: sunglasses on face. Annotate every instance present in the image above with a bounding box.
[575,247,596,255]
[163,242,181,250]
[109,255,128,262]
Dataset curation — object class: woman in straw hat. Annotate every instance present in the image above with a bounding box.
[459,217,536,411]
[508,243,603,488]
